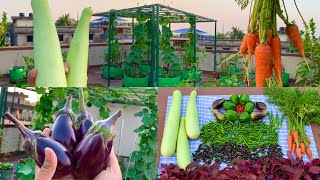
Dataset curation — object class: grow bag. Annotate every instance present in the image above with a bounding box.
[122,74,148,87]
[249,72,290,87]
[158,76,181,87]
[9,66,27,84]
[0,169,13,180]
[102,65,123,79]
[181,70,201,81]
[141,65,164,76]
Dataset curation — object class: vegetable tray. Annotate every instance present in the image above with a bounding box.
[159,95,319,170]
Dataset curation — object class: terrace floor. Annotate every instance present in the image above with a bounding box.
[0,66,298,87]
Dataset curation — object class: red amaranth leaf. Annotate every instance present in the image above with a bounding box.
[308,166,320,174]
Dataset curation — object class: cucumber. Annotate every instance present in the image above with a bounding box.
[177,117,191,170]
[31,0,67,87]
[161,90,182,157]
[66,8,93,87]
[185,90,200,139]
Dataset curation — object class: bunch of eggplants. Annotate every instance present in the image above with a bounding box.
[4,89,122,179]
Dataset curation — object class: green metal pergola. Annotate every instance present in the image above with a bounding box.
[94,4,217,87]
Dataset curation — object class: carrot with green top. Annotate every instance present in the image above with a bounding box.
[306,147,313,161]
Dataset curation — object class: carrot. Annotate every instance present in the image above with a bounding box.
[270,36,283,87]
[267,30,273,45]
[292,130,299,146]
[306,147,313,161]
[295,147,302,159]
[287,134,293,152]
[285,24,310,71]
[306,136,311,144]
[240,36,250,86]
[292,143,296,153]
[246,33,258,62]
[255,43,271,87]
[300,143,306,154]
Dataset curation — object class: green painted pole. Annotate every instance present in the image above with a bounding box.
[0,88,8,129]
[155,4,160,86]
[150,6,155,87]
[107,13,112,87]
[214,21,217,71]
[132,17,134,44]
[193,16,197,87]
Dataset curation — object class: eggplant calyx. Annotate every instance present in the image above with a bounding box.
[57,96,75,120]
[85,110,121,139]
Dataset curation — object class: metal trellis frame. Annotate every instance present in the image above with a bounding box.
[94,4,217,87]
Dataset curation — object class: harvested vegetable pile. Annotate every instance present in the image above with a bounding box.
[3,89,121,179]
[159,155,320,179]
[200,121,278,150]
[193,143,283,165]
[211,93,267,122]
[265,88,320,161]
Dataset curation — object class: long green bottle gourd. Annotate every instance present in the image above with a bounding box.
[66,8,93,87]
[177,117,191,170]
[161,90,182,157]
[185,90,200,139]
[31,0,67,87]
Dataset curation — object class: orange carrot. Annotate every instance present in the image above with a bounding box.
[240,36,248,60]
[246,33,258,62]
[267,30,273,45]
[255,43,271,87]
[300,143,306,154]
[292,143,296,153]
[270,36,283,87]
[306,148,313,161]
[285,24,310,70]
[306,136,311,144]
[292,130,299,146]
[295,147,302,159]
[287,134,293,152]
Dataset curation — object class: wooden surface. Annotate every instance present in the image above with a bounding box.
[157,87,320,164]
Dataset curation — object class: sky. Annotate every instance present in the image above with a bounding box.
[0,0,319,35]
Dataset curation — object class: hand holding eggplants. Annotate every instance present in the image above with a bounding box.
[4,89,122,179]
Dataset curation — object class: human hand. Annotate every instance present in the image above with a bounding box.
[27,64,69,87]
[35,128,75,180]
[35,128,122,180]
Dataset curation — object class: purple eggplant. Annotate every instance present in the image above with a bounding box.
[74,88,94,142]
[51,96,77,152]
[4,112,73,178]
[212,98,226,109]
[250,110,267,121]
[211,108,226,121]
[255,102,267,110]
[73,110,121,180]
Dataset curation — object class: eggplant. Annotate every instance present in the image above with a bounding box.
[4,112,73,178]
[51,96,77,152]
[250,110,267,121]
[212,98,226,109]
[74,88,94,142]
[73,110,121,179]
[211,108,225,121]
[255,102,267,110]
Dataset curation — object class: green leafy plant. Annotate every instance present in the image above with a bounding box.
[295,19,320,86]
[22,56,35,72]
[55,13,77,26]
[105,14,121,67]
[16,158,35,180]
[0,12,9,47]
[124,14,151,78]
[182,17,197,71]
[0,162,13,170]
[159,16,182,78]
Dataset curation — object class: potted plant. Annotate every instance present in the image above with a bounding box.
[102,14,123,79]
[0,162,13,180]
[123,15,149,87]
[158,18,182,87]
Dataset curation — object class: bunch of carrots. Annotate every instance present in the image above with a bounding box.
[287,118,313,161]
[235,0,309,87]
